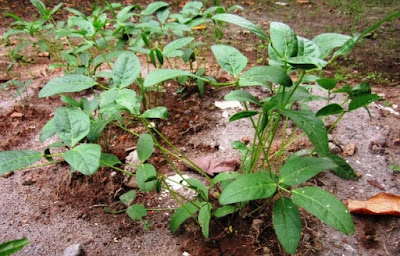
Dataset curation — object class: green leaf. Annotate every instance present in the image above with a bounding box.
[100,153,121,167]
[39,118,56,143]
[312,33,352,59]
[213,205,236,218]
[60,95,80,107]
[163,37,194,58]
[120,190,136,206]
[114,89,141,115]
[212,14,269,41]
[279,157,337,186]
[352,82,371,98]
[87,120,109,142]
[326,154,357,180]
[112,52,141,88]
[143,69,206,88]
[239,66,292,87]
[316,78,337,90]
[68,17,95,36]
[272,198,301,254]
[126,204,147,221]
[270,22,298,58]
[211,45,247,77]
[285,56,327,70]
[170,201,205,233]
[316,104,344,117]
[156,48,164,65]
[54,107,91,147]
[224,90,260,105]
[297,36,320,58]
[63,144,101,175]
[219,172,277,205]
[142,107,168,119]
[198,203,211,238]
[348,94,380,111]
[0,150,42,175]
[187,178,208,201]
[229,111,258,122]
[211,172,240,186]
[141,1,168,16]
[0,238,29,256]
[39,75,97,98]
[137,134,154,162]
[280,110,329,156]
[292,187,354,235]
[136,164,157,192]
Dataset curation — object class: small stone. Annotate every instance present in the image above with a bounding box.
[329,142,343,154]
[125,150,141,173]
[241,136,251,145]
[22,178,37,186]
[38,52,50,57]
[125,177,139,188]
[343,143,356,156]
[63,244,82,256]
[394,138,400,146]
[251,219,264,230]
[328,134,334,142]
[1,171,14,178]
[10,112,24,118]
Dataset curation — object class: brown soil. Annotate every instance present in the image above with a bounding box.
[1,1,400,256]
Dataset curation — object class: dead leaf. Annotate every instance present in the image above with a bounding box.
[192,25,207,31]
[10,112,24,118]
[188,156,238,176]
[343,143,356,156]
[297,0,311,3]
[347,192,400,216]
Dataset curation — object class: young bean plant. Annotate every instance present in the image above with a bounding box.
[1,0,399,254]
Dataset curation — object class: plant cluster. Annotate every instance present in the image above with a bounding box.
[1,0,399,254]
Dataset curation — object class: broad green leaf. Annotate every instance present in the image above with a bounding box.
[219,172,277,205]
[198,203,211,238]
[187,178,208,201]
[292,187,354,235]
[211,172,240,186]
[212,14,269,41]
[86,120,109,142]
[68,17,95,36]
[31,0,47,15]
[136,164,157,192]
[270,22,297,58]
[272,198,301,254]
[280,110,329,156]
[60,95,80,107]
[137,134,154,162]
[114,89,141,115]
[213,205,236,218]
[100,153,121,167]
[211,45,247,77]
[229,111,258,122]
[141,1,168,16]
[316,78,337,90]
[126,204,147,221]
[170,201,205,233]
[142,107,168,119]
[63,144,101,175]
[316,104,344,117]
[285,56,327,70]
[143,69,206,88]
[112,52,141,88]
[0,150,42,175]
[327,154,357,180]
[224,90,260,105]
[297,36,320,58]
[163,37,194,58]
[312,33,351,59]
[157,7,169,24]
[239,66,293,87]
[120,190,136,206]
[279,157,337,186]
[0,238,29,256]
[54,107,90,147]
[352,82,371,98]
[39,118,56,143]
[39,75,97,98]
[348,94,380,111]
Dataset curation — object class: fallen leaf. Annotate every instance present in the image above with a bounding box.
[297,0,311,3]
[192,25,207,31]
[343,143,356,156]
[347,192,400,216]
[188,156,239,176]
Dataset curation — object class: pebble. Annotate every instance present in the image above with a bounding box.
[125,177,139,188]
[329,142,343,154]
[63,244,82,256]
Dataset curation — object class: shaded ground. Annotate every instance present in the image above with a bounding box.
[1,1,400,256]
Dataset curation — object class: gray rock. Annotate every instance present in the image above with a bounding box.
[125,177,139,188]
[63,244,82,256]
[329,142,343,154]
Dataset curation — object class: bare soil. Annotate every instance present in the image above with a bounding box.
[1,1,400,256]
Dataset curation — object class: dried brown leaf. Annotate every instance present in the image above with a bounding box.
[347,192,400,216]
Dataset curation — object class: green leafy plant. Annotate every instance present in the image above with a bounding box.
[0,238,29,256]
[1,1,399,254]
